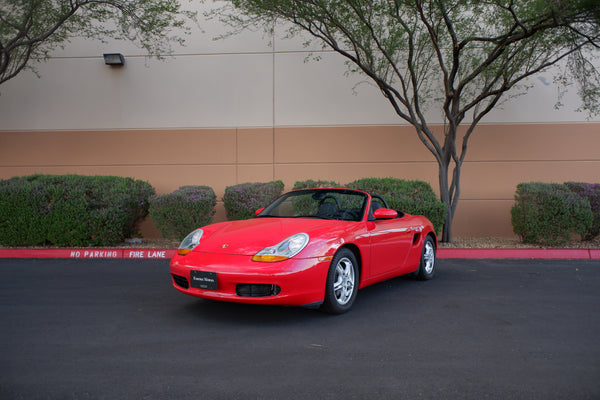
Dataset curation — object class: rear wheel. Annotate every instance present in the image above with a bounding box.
[320,248,358,314]
[417,236,436,280]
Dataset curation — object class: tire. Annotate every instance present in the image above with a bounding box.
[320,248,359,314]
[417,235,436,280]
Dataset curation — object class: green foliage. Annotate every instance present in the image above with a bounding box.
[223,181,284,220]
[149,186,217,240]
[345,177,447,234]
[511,182,593,246]
[564,182,600,240]
[0,0,197,85]
[0,174,155,247]
[292,179,340,190]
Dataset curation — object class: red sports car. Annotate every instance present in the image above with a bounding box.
[170,188,437,314]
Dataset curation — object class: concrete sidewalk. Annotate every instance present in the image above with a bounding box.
[0,247,598,259]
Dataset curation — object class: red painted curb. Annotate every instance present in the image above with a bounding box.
[589,249,600,259]
[0,248,598,260]
[0,248,176,259]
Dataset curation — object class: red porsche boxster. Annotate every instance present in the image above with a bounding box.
[170,188,437,314]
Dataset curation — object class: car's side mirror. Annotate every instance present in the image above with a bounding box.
[373,208,398,220]
[255,208,265,216]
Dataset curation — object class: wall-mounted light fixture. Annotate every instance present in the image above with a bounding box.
[103,53,125,66]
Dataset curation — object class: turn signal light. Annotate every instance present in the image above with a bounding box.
[252,255,289,262]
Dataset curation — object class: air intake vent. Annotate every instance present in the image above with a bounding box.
[236,284,281,297]
[172,274,189,289]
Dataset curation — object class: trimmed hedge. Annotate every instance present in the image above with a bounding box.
[0,174,154,247]
[223,181,285,220]
[564,182,600,240]
[293,179,340,190]
[150,186,217,240]
[345,177,447,234]
[511,182,593,246]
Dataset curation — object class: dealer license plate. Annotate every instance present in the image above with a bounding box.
[190,271,218,290]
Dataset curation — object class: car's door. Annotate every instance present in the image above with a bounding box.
[367,216,414,277]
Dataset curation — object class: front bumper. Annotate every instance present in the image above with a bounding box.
[169,251,330,306]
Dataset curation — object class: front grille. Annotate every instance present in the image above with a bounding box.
[236,284,281,297]
[172,274,189,289]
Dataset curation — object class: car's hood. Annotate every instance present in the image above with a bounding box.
[193,217,357,256]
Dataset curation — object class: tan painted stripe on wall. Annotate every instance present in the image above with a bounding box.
[1,123,598,238]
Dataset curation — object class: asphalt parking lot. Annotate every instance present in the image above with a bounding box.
[1,258,599,400]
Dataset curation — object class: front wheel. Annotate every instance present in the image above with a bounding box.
[320,248,359,314]
[417,236,436,280]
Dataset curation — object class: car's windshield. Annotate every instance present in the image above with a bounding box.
[257,189,368,222]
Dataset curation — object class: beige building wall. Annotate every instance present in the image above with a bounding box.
[0,0,598,238]
[1,123,598,237]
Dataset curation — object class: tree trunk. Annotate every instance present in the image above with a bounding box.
[438,162,453,243]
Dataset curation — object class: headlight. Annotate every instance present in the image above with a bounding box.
[177,229,204,256]
[252,233,309,262]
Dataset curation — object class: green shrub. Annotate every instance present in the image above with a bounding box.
[150,186,217,240]
[293,179,340,190]
[0,177,47,246]
[511,182,593,246]
[223,181,285,220]
[0,174,154,247]
[564,182,600,241]
[345,177,447,234]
